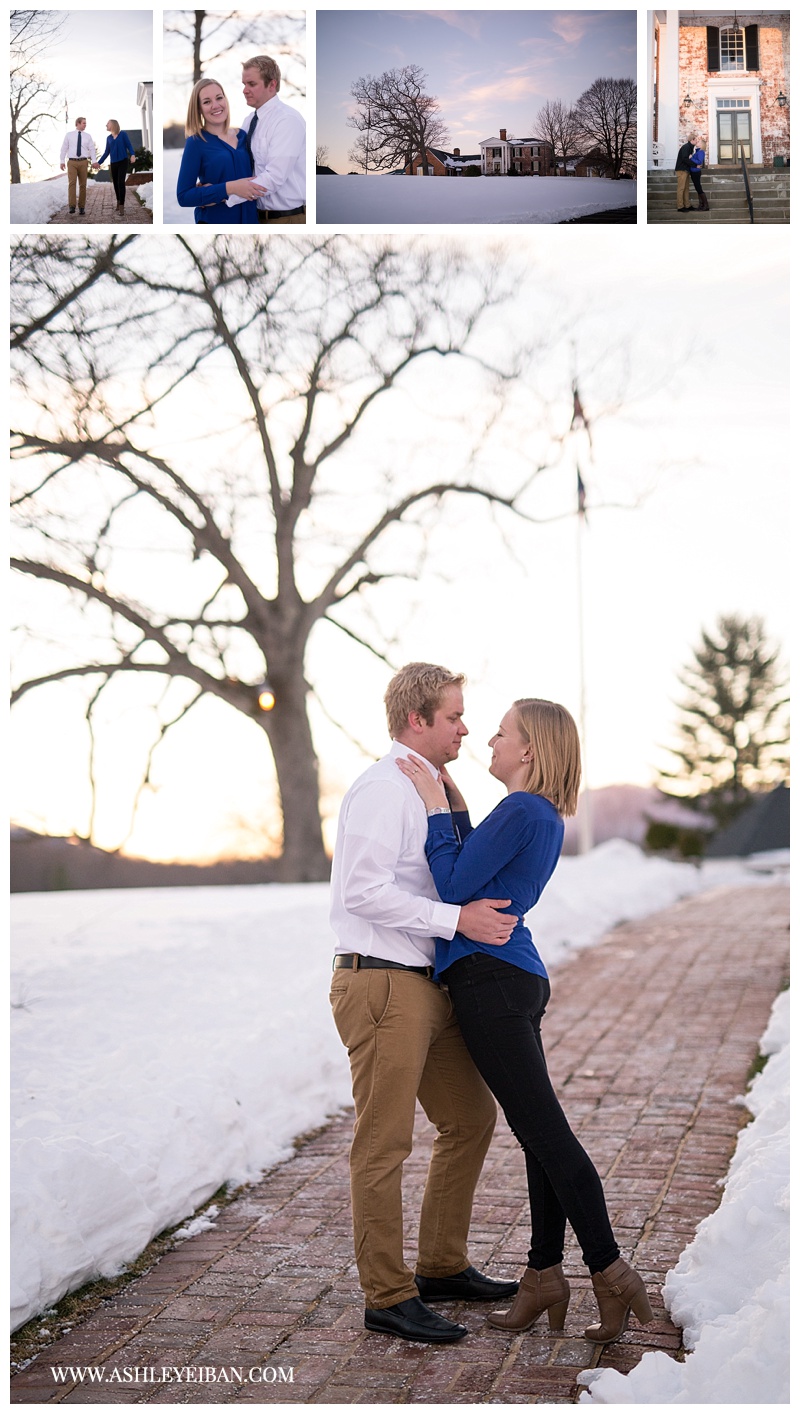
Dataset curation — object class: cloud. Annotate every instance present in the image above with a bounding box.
[418,11,484,41]
[549,13,593,45]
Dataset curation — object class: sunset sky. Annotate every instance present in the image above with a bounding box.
[10,230,789,865]
[316,9,636,173]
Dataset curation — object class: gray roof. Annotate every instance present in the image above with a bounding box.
[704,784,790,857]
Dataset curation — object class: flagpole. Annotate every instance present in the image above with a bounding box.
[575,465,593,854]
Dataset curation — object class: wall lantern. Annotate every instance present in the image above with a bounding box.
[732,11,741,36]
[683,92,693,107]
[776,91,788,107]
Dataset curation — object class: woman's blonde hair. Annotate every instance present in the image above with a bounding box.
[107,119,120,135]
[185,78,227,139]
[513,698,581,817]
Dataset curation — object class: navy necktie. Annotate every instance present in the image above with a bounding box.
[76,132,82,157]
[245,112,258,172]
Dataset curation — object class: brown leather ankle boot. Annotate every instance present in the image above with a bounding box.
[487,1264,570,1332]
[584,1257,654,1342]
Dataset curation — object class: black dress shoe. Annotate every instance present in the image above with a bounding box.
[364,1296,467,1343]
[79,207,85,215]
[69,206,76,214]
[416,1265,520,1302]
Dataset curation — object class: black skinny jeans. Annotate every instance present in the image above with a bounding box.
[444,952,619,1274]
[110,159,128,204]
[689,170,705,197]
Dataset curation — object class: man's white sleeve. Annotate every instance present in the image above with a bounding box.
[59,134,70,163]
[339,781,460,939]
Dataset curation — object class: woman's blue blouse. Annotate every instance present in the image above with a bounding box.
[427,792,564,979]
[176,131,258,224]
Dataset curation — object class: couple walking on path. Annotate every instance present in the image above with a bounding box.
[59,116,135,216]
[329,663,653,1349]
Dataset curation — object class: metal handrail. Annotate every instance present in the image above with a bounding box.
[740,151,754,224]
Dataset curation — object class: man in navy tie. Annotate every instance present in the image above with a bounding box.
[59,118,97,215]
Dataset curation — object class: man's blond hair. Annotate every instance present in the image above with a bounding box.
[384,663,465,739]
[242,54,281,91]
[514,699,581,817]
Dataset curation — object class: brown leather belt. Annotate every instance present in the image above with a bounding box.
[333,953,434,979]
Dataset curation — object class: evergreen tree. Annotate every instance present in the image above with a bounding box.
[659,615,788,827]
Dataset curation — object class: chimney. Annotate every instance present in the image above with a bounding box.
[500,128,507,141]
[454,147,460,157]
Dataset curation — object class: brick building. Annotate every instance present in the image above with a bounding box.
[648,11,790,168]
[480,128,555,174]
[402,146,481,175]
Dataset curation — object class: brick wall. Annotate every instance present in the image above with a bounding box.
[679,14,790,163]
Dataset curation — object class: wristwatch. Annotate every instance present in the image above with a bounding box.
[427,807,451,816]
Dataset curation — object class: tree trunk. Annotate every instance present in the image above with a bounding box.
[261,659,330,883]
[193,10,204,84]
[10,134,21,185]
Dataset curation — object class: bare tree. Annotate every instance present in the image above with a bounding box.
[574,78,637,179]
[12,235,577,880]
[316,143,330,168]
[164,8,305,100]
[10,8,66,183]
[533,98,581,176]
[349,66,448,175]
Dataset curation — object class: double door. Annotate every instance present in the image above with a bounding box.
[717,108,752,162]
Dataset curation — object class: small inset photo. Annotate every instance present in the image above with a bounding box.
[10,10,153,226]
[316,10,636,225]
[647,10,790,224]
[163,9,306,226]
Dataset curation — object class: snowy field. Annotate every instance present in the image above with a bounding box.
[317,173,637,225]
[11,841,788,1402]
[10,176,69,224]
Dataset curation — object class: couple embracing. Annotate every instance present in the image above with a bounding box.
[329,663,654,1347]
[177,55,305,224]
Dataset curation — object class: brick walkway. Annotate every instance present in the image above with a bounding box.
[48,181,152,225]
[11,884,788,1404]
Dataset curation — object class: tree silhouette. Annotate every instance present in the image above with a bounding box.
[13,234,584,878]
[658,614,788,827]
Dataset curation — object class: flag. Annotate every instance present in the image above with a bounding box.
[577,466,588,522]
[571,379,594,453]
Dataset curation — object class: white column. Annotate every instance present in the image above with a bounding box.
[658,11,681,167]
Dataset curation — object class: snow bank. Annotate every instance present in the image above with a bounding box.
[578,988,789,1404]
[317,173,637,225]
[10,176,69,225]
[11,845,785,1332]
[135,181,153,210]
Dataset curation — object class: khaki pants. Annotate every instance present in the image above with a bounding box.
[676,171,692,209]
[68,158,89,208]
[330,965,496,1309]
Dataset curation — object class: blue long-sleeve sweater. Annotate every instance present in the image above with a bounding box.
[426,792,564,980]
[176,131,259,224]
[97,131,135,165]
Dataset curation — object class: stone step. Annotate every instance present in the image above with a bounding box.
[648,210,790,224]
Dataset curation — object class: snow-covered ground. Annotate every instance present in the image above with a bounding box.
[11,841,787,1400]
[10,176,69,225]
[579,987,789,1405]
[135,181,153,211]
[317,173,637,225]
[163,148,190,224]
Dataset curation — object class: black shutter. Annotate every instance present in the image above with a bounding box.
[707,26,720,71]
[745,25,760,70]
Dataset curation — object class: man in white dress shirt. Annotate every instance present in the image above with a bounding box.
[329,663,519,1343]
[59,118,97,215]
[227,54,305,224]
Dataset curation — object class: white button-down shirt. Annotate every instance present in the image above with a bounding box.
[330,741,461,967]
[60,130,97,163]
[228,95,305,211]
